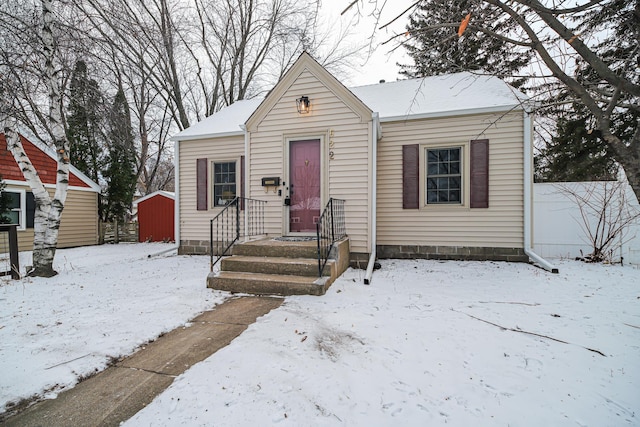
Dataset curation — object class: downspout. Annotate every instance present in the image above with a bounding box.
[148,245,178,258]
[151,139,181,258]
[364,113,381,284]
[241,124,249,239]
[523,109,558,273]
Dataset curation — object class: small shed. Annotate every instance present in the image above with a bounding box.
[134,191,175,242]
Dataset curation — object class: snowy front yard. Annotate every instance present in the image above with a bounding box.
[0,243,224,416]
[1,244,639,426]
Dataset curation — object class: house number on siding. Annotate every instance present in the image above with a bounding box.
[329,129,335,160]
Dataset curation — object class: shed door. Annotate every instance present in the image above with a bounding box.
[289,139,320,233]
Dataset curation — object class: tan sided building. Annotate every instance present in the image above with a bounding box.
[1,133,100,252]
[172,52,555,291]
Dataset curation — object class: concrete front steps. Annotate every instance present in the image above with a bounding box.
[207,236,350,296]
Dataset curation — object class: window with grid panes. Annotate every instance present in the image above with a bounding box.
[426,147,462,204]
[213,162,236,206]
[0,190,22,227]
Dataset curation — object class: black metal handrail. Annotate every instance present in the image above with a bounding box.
[210,197,266,271]
[316,198,346,277]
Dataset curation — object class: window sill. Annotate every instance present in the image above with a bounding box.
[421,203,469,211]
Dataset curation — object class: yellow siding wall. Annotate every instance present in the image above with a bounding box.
[178,136,244,243]
[58,189,99,248]
[377,111,524,248]
[1,185,98,253]
[249,69,372,254]
[175,66,525,256]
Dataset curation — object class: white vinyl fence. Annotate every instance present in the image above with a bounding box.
[534,181,640,266]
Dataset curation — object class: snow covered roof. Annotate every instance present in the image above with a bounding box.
[1,130,101,192]
[171,72,527,141]
[133,190,175,206]
[351,72,527,121]
[171,98,263,141]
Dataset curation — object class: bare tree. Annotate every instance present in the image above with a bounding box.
[556,180,640,264]
[343,0,640,202]
[107,45,175,196]
[144,156,175,193]
[75,0,330,124]
[187,0,328,116]
[73,0,352,197]
[73,0,189,130]
[1,0,71,277]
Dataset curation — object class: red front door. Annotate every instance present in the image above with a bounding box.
[289,139,321,233]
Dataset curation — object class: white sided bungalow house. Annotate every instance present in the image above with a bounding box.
[172,52,556,295]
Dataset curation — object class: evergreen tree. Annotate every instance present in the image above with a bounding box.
[537,0,638,182]
[67,60,103,184]
[103,87,137,222]
[67,60,106,219]
[400,0,531,87]
[535,105,619,182]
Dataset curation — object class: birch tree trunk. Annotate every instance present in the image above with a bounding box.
[36,0,70,277]
[3,0,69,277]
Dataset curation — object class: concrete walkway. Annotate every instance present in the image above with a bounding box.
[4,296,283,427]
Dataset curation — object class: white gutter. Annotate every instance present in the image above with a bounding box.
[241,124,249,239]
[523,109,558,273]
[364,113,381,284]
[170,130,244,142]
[173,139,181,253]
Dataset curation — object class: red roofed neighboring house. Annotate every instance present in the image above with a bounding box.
[133,191,175,242]
[1,132,100,252]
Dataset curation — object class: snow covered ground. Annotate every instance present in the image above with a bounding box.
[0,243,225,415]
[2,244,639,426]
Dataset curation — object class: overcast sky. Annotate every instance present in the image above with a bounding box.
[318,0,412,86]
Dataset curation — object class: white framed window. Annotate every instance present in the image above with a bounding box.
[212,161,237,207]
[426,147,462,204]
[1,189,26,230]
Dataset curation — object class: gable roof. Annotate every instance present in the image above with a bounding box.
[350,72,527,122]
[133,190,175,206]
[0,132,101,192]
[171,56,528,142]
[245,52,372,132]
[171,98,263,141]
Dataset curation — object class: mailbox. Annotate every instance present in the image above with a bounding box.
[261,177,281,186]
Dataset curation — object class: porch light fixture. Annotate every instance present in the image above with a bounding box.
[296,96,310,114]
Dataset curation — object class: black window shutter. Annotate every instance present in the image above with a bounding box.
[196,158,208,211]
[470,139,489,208]
[402,144,419,209]
[26,192,35,228]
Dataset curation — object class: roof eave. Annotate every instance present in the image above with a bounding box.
[378,104,525,123]
[133,190,175,205]
[171,130,245,142]
[68,164,101,192]
[6,130,101,192]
